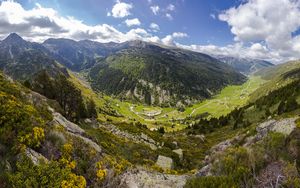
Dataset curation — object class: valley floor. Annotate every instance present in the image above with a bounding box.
[89,75,266,131]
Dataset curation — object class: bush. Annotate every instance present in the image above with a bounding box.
[8,155,74,188]
[211,147,253,187]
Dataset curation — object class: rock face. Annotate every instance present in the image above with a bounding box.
[25,148,48,165]
[256,118,297,136]
[116,168,188,188]
[67,132,102,153]
[50,109,102,153]
[242,117,298,147]
[52,112,85,134]
[156,155,173,170]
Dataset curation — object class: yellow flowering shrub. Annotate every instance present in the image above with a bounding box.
[61,173,86,188]
[96,161,107,181]
[18,127,45,148]
[60,143,76,169]
[100,156,130,176]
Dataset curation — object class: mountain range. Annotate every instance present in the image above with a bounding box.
[0,33,247,106]
[213,55,273,75]
[1,33,300,187]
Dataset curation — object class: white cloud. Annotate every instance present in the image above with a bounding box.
[125,18,141,27]
[150,5,160,15]
[162,32,188,46]
[109,1,132,18]
[165,13,173,20]
[219,0,300,62]
[3,0,300,63]
[172,32,188,38]
[166,4,175,11]
[149,22,160,31]
[176,42,285,63]
[161,35,174,46]
[0,1,152,43]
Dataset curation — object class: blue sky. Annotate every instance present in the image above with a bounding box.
[1,0,300,63]
[16,0,240,46]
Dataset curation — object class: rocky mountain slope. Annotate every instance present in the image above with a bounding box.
[43,38,120,70]
[0,33,67,81]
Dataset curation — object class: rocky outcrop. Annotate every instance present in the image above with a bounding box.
[116,168,188,188]
[51,112,85,134]
[67,132,102,153]
[98,124,160,150]
[244,117,297,147]
[49,109,102,153]
[197,117,298,177]
[25,148,49,165]
[257,118,297,136]
[156,155,173,170]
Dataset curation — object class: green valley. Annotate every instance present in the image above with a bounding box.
[77,75,265,131]
[1,32,300,188]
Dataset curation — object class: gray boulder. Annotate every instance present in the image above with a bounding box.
[156,155,173,170]
[25,148,48,165]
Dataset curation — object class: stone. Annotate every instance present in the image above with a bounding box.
[173,149,183,160]
[256,118,297,137]
[195,134,205,142]
[141,133,148,140]
[197,164,211,177]
[84,118,92,123]
[116,168,188,188]
[25,148,48,165]
[156,155,173,170]
[271,118,297,135]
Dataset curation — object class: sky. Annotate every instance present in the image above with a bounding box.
[0,0,300,63]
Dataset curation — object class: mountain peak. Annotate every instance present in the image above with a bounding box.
[2,33,25,44]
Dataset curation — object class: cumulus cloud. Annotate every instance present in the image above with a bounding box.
[165,13,173,20]
[162,32,188,46]
[150,5,160,15]
[109,0,132,18]
[0,1,156,43]
[218,0,300,62]
[149,23,160,32]
[166,4,175,11]
[124,18,141,27]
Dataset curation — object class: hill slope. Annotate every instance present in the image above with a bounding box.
[88,41,246,106]
[251,60,300,101]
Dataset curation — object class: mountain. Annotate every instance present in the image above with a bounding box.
[250,60,300,101]
[43,38,120,71]
[0,33,67,80]
[88,40,246,106]
[213,55,273,75]
[1,34,300,188]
